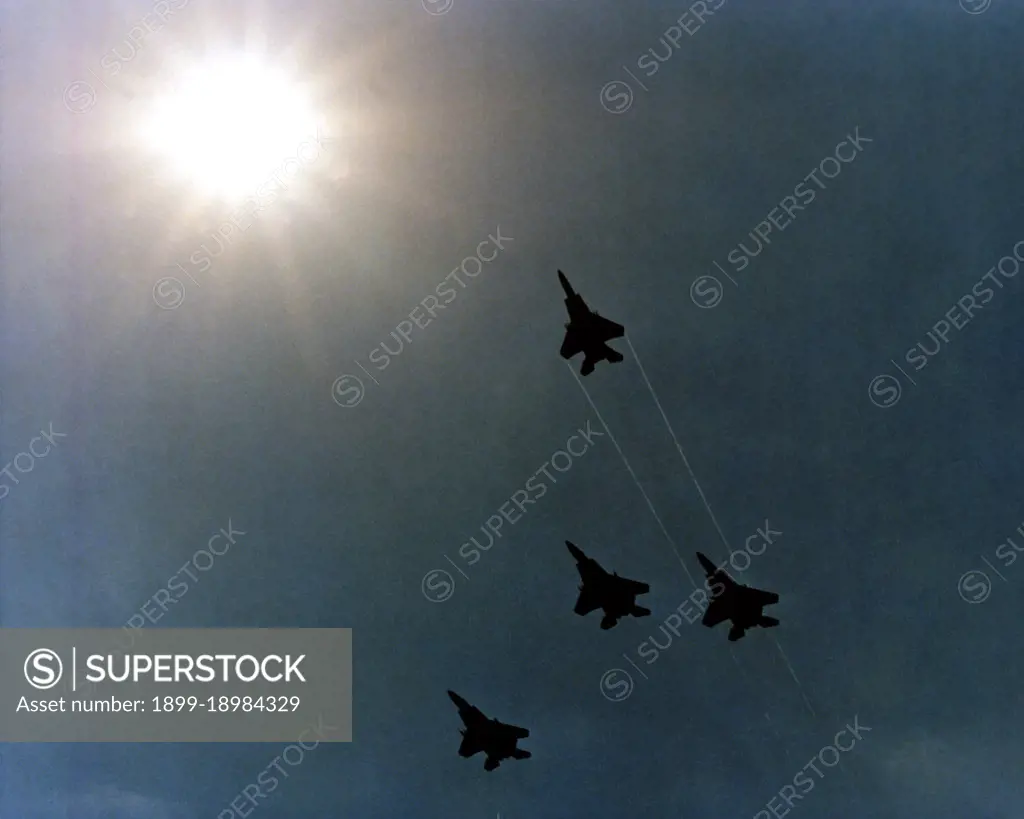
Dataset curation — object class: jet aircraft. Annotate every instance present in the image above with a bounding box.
[448,690,531,772]
[696,551,779,641]
[557,270,625,376]
[567,541,651,629]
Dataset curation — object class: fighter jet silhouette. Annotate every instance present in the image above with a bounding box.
[557,270,625,376]
[697,551,779,641]
[448,690,531,772]
[567,541,651,629]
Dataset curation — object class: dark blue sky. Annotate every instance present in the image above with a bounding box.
[4,0,1024,816]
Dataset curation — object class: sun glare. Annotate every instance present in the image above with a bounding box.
[138,54,322,200]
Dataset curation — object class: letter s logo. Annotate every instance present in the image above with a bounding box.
[24,648,63,689]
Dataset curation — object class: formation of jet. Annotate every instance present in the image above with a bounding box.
[450,553,781,769]
[448,690,531,772]
[567,541,651,630]
[449,284,784,771]
[697,551,780,642]
[557,270,625,376]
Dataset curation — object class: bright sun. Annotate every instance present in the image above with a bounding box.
[138,54,322,200]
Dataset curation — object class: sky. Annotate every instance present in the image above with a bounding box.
[3,0,1024,816]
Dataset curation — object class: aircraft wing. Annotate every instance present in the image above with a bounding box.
[458,731,486,758]
[747,587,779,606]
[615,576,650,595]
[592,313,625,340]
[573,585,603,616]
[701,597,731,628]
[560,327,584,360]
[496,720,529,740]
